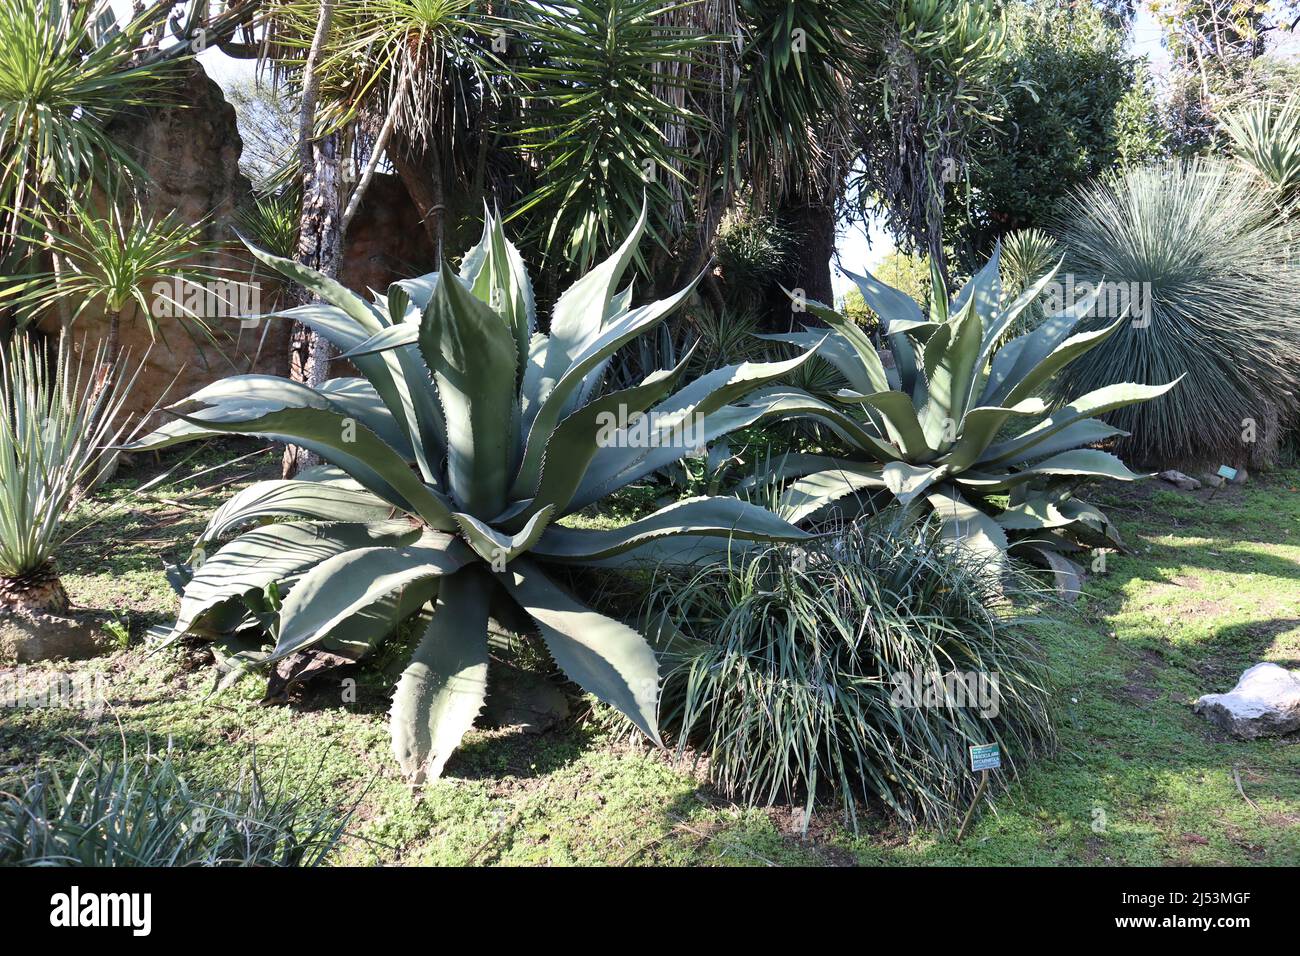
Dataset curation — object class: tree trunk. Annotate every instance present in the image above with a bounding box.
[390,138,445,253]
[764,200,835,331]
[282,0,340,479]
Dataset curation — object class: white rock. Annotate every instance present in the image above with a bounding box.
[1194,663,1300,739]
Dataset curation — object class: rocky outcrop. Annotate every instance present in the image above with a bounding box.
[36,64,437,427]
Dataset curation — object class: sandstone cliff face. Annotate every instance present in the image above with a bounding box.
[37,63,435,426]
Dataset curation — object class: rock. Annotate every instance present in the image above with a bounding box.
[1194,663,1300,739]
[0,608,112,664]
[1159,469,1201,491]
[1230,466,1248,485]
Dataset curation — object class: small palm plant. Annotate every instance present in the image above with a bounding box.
[22,198,223,370]
[753,251,1178,587]
[128,209,815,781]
[1221,92,1300,217]
[0,334,135,613]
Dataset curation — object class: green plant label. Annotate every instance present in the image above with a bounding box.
[969,743,1001,772]
[1216,465,1238,481]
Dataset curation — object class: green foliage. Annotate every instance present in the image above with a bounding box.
[647,520,1056,829]
[509,0,708,270]
[0,334,134,583]
[996,227,1060,342]
[853,0,1008,273]
[19,197,221,340]
[956,0,1162,249]
[756,249,1177,586]
[0,749,349,866]
[128,208,816,782]
[1221,90,1300,217]
[0,0,176,252]
[714,207,792,286]
[1053,158,1300,467]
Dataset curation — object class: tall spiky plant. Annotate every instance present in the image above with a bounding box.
[1220,91,1300,220]
[1052,158,1300,468]
[0,0,176,253]
[0,334,136,613]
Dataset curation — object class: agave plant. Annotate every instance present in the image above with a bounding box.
[127,209,815,781]
[1221,92,1300,217]
[754,250,1179,587]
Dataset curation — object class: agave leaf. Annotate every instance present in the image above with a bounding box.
[778,466,885,524]
[982,285,1101,405]
[522,359,689,522]
[531,496,810,562]
[198,480,395,546]
[939,398,1047,472]
[1010,542,1084,600]
[390,568,492,783]
[836,388,931,459]
[983,380,1180,465]
[497,558,661,744]
[162,406,456,529]
[269,533,473,662]
[882,461,946,506]
[335,323,419,359]
[319,577,441,661]
[531,202,647,409]
[843,265,926,329]
[452,505,556,565]
[316,377,415,459]
[978,259,1063,361]
[171,521,419,643]
[243,239,387,333]
[795,296,891,393]
[950,242,1002,327]
[464,209,536,375]
[419,266,517,516]
[955,448,1148,493]
[924,488,1009,563]
[514,277,700,496]
[919,299,982,444]
[733,453,871,492]
[1002,313,1130,407]
[758,329,880,394]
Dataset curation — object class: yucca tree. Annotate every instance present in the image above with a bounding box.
[0,334,136,613]
[22,198,222,356]
[0,0,175,254]
[754,250,1178,587]
[510,0,709,272]
[127,209,815,781]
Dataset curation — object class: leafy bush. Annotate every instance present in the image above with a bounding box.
[0,750,349,866]
[1053,159,1300,468]
[0,334,135,612]
[715,207,792,287]
[754,250,1175,588]
[646,519,1056,829]
[128,209,816,782]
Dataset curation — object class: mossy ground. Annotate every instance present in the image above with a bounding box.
[3,441,1297,866]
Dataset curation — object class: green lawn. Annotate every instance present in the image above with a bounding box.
[4,443,1297,866]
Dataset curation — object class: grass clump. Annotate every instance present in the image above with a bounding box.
[645,519,1059,830]
[0,746,352,866]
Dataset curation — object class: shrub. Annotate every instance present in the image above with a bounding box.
[0,750,350,866]
[646,519,1056,829]
[1052,158,1300,468]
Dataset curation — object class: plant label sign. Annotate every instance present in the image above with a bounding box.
[969,743,1001,772]
[1216,465,1238,482]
